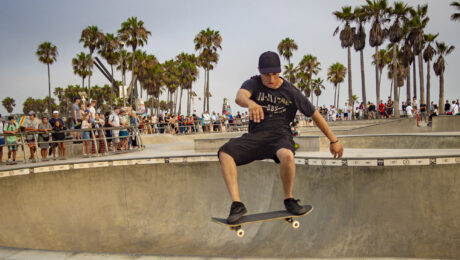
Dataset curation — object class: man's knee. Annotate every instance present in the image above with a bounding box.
[277,149,294,163]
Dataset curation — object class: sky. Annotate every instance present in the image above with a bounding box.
[0,0,459,116]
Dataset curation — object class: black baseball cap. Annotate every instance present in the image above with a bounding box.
[258,51,281,74]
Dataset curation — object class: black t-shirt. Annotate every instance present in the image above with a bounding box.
[420,103,426,112]
[445,103,451,111]
[369,104,376,111]
[49,117,64,127]
[241,75,315,133]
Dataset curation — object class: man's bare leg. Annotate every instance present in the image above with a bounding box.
[218,151,241,202]
[276,148,295,199]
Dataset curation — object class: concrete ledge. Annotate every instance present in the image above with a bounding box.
[195,133,460,152]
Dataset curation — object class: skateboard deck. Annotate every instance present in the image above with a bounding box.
[212,204,313,237]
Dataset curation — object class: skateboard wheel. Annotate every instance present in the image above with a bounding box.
[292,220,300,229]
[237,229,245,238]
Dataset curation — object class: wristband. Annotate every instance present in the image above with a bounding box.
[330,140,339,144]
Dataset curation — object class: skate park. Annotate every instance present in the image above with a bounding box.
[0,116,459,259]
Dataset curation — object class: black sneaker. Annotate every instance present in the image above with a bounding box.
[284,198,308,215]
[226,201,247,224]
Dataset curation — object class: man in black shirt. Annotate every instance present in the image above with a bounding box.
[445,100,451,114]
[218,51,344,223]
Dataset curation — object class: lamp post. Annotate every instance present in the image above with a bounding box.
[119,40,126,108]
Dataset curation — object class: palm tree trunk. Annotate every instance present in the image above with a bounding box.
[316,95,319,107]
[337,84,340,110]
[202,69,207,112]
[110,65,115,108]
[206,69,210,113]
[389,81,393,100]
[426,60,431,108]
[375,46,380,105]
[187,89,190,115]
[360,50,367,115]
[412,58,417,99]
[178,87,183,115]
[174,90,178,115]
[418,54,425,105]
[406,66,411,103]
[393,44,400,118]
[47,63,51,116]
[130,48,136,106]
[347,46,353,119]
[334,86,337,108]
[439,73,445,114]
[82,77,85,89]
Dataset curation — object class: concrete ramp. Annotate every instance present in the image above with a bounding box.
[0,161,459,258]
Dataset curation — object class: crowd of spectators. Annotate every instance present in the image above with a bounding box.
[1,95,458,165]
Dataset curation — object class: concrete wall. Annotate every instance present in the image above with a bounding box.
[432,115,460,132]
[0,161,458,258]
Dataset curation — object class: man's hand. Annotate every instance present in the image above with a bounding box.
[330,141,343,158]
[248,101,264,123]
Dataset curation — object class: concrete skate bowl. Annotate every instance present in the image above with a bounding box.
[0,156,459,258]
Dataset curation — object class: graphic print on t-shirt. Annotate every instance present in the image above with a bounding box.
[256,92,293,114]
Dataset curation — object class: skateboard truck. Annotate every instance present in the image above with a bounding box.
[283,217,300,229]
[229,225,245,237]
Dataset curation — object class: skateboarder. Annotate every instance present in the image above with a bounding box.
[218,51,343,223]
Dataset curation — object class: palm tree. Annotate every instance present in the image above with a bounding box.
[36,41,58,115]
[79,25,105,99]
[400,23,414,103]
[194,28,222,113]
[388,1,411,118]
[117,49,130,105]
[72,52,91,90]
[277,38,298,83]
[99,33,121,106]
[433,42,455,114]
[372,48,391,90]
[2,97,16,113]
[283,63,298,84]
[312,78,326,107]
[327,62,347,108]
[451,1,460,21]
[363,0,389,106]
[423,33,438,107]
[408,4,429,107]
[163,59,180,114]
[353,7,369,116]
[297,54,321,100]
[118,17,151,105]
[333,6,355,117]
[176,53,199,115]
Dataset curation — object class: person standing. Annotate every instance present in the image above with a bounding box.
[3,115,19,165]
[406,102,413,118]
[51,120,67,160]
[71,97,82,140]
[419,103,427,123]
[218,51,343,223]
[89,100,97,122]
[37,117,52,160]
[343,102,349,120]
[108,107,120,152]
[444,100,451,115]
[81,113,92,157]
[451,100,459,116]
[24,111,41,162]
[49,111,64,159]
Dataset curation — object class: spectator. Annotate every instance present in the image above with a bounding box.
[119,109,129,151]
[386,97,393,118]
[368,102,376,119]
[51,119,67,160]
[378,100,385,118]
[24,111,41,162]
[3,115,19,165]
[49,111,64,159]
[402,102,407,117]
[151,113,158,134]
[38,116,52,160]
[444,100,451,114]
[343,102,349,120]
[103,111,113,151]
[406,102,413,118]
[81,113,92,157]
[451,100,459,116]
[420,103,427,123]
[71,97,82,140]
[130,111,139,147]
[108,107,120,152]
[89,100,97,121]
[0,114,3,163]
[412,97,418,113]
[430,101,434,113]
[203,111,211,132]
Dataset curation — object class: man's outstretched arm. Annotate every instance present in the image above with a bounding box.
[235,89,264,123]
[311,110,344,158]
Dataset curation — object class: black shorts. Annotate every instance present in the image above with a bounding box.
[218,130,295,166]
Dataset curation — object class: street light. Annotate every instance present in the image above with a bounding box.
[119,40,126,108]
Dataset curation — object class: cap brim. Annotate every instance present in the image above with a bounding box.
[259,67,281,74]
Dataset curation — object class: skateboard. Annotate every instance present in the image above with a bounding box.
[211,205,313,237]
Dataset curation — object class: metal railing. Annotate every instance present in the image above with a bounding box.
[0,126,143,165]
